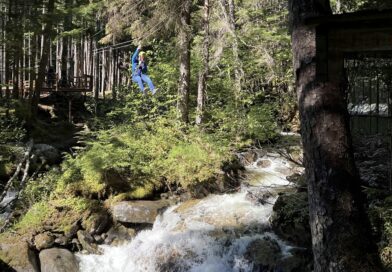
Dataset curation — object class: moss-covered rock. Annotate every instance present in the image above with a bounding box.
[0,234,39,272]
[81,207,110,236]
[77,230,100,254]
[271,192,311,247]
[33,232,55,251]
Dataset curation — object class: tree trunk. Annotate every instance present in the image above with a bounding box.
[177,0,191,124]
[61,0,72,84]
[227,0,243,102]
[31,0,55,117]
[289,0,382,271]
[196,0,210,125]
[219,0,244,105]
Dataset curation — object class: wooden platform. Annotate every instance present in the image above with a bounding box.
[0,75,93,97]
[42,75,93,93]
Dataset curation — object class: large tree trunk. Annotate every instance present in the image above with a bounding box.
[31,0,55,117]
[227,0,243,102]
[60,0,72,85]
[289,0,382,271]
[196,0,210,125]
[177,0,191,124]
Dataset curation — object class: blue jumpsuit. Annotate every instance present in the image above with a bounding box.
[131,48,155,94]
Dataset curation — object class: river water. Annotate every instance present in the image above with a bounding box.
[77,152,303,272]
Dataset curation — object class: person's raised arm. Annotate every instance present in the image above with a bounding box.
[131,45,142,64]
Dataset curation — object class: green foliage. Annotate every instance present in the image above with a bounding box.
[14,201,54,232]
[22,168,62,206]
[15,197,97,234]
[56,112,231,197]
[0,101,27,144]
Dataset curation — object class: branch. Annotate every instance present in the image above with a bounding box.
[0,140,34,203]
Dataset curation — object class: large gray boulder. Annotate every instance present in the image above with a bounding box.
[39,248,79,272]
[111,200,170,224]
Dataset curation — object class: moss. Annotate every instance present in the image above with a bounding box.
[107,183,156,205]
[14,197,99,235]
[381,246,392,269]
[14,202,55,232]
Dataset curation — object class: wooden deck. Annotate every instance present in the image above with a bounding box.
[42,75,93,93]
[1,75,93,97]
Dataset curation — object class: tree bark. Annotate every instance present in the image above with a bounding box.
[177,0,191,124]
[31,0,55,117]
[289,0,382,271]
[219,0,244,104]
[196,0,210,125]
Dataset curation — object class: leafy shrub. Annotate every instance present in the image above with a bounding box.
[55,116,231,198]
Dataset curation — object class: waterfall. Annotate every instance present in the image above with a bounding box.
[77,153,303,272]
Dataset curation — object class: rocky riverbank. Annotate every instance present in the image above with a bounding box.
[0,137,312,272]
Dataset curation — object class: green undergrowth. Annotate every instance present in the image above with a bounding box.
[362,187,392,269]
[14,196,98,235]
[9,85,280,237]
[56,116,233,199]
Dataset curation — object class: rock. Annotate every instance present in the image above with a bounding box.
[33,144,61,165]
[111,200,170,224]
[64,222,80,239]
[34,232,54,251]
[286,173,306,189]
[82,209,110,235]
[39,248,79,272]
[278,247,312,272]
[238,151,258,166]
[271,192,311,247]
[54,235,68,246]
[245,190,274,206]
[104,224,136,246]
[245,236,281,267]
[256,159,272,168]
[0,235,39,272]
[77,230,100,254]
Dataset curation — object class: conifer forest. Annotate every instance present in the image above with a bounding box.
[0,0,391,271]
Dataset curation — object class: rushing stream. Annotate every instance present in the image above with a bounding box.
[77,152,303,272]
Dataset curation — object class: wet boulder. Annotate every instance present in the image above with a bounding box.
[111,200,170,224]
[104,224,136,246]
[39,248,79,272]
[245,236,282,268]
[77,230,100,254]
[256,159,272,168]
[270,192,311,247]
[238,150,259,166]
[245,236,312,272]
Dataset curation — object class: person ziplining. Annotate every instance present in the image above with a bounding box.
[131,45,157,95]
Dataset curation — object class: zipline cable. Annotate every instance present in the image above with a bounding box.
[93,0,147,53]
[94,1,187,55]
